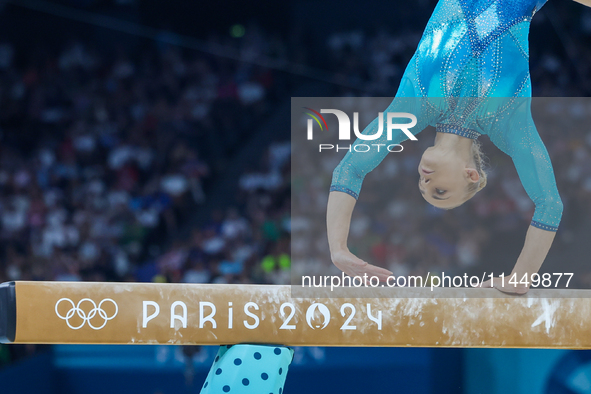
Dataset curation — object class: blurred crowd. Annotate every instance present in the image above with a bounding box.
[0,30,290,289]
[139,139,291,287]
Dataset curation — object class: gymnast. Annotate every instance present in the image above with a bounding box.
[201,0,591,392]
[327,0,590,296]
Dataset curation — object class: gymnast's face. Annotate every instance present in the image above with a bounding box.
[418,147,479,209]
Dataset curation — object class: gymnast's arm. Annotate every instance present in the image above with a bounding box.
[327,191,394,281]
[327,111,422,281]
[510,226,556,282]
[499,115,563,287]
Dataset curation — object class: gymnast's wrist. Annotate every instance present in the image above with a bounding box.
[329,246,350,259]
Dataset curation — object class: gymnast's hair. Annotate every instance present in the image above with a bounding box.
[466,139,488,196]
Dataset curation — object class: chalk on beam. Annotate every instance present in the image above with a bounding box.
[1,281,591,348]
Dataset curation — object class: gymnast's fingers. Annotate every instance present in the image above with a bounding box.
[331,252,392,283]
[342,260,393,282]
[494,283,529,295]
[361,263,394,282]
[479,279,494,288]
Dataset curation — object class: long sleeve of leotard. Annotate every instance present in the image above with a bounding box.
[482,99,563,231]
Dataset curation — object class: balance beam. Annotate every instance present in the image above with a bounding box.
[1,281,590,348]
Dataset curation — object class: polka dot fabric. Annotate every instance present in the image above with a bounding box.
[200,344,294,394]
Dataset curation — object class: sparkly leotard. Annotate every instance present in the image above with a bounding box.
[330,0,563,231]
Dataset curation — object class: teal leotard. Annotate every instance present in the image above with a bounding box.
[330,0,563,231]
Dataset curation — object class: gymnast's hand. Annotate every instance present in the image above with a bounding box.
[330,249,393,283]
[480,275,529,295]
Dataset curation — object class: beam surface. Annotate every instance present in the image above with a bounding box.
[1,281,590,348]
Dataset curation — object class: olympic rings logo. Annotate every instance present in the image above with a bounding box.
[55,298,118,330]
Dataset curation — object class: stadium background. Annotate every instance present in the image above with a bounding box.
[0,0,590,393]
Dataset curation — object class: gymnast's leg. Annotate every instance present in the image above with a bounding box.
[200,344,294,394]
